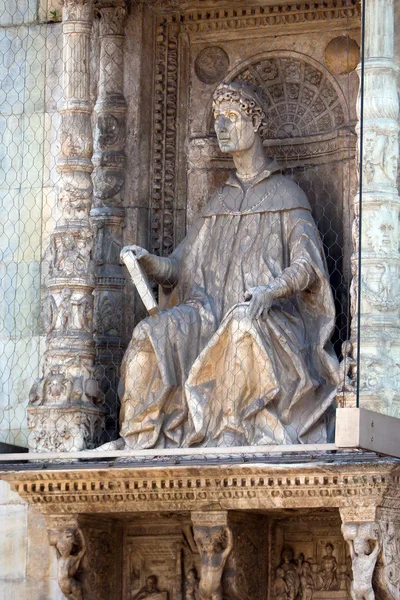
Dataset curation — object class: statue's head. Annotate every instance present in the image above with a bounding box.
[146,575,158,592]
[212,81,267,154]
[56,529,75,557]
[325,542,334,554]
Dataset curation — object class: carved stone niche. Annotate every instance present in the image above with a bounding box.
[270,510,353,600]
[123,511,268,600]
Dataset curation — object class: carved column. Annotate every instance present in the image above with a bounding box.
[355,0,400,413]
[27,0,104,451]
[191,511,233,600]
[91,1,127,439]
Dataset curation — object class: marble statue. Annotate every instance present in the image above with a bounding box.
[117,80,339,449]
[346,536,380,600]
[193,525,233,600]
[54,528,86,600]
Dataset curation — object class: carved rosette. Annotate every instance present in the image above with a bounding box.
[355,0,400,415]
[90,1,127,438]
[27,0,105,452]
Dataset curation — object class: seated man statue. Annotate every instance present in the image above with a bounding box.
[117,81,339,450]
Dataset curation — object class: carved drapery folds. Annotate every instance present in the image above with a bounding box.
[27,0,104,451]
[91,1,127,438]
[356,0,400,415]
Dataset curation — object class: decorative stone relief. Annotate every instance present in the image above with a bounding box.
[362,125,399,189]
[194,47,229,84]
[185,568,200,600]
[227,57,345,141]
[324,37,360,75]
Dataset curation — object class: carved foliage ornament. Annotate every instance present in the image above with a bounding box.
[62,0,94,22]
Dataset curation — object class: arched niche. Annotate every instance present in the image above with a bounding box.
[188,51,357,351]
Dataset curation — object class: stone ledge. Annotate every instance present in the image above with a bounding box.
[1,458,398,517]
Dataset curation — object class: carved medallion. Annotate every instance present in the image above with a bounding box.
[195,47,229,84]
[324,37,360,75]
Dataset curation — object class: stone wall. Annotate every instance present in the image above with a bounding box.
[0,2,62,596]
[0,0,62,446]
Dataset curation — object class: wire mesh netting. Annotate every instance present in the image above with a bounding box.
[0,0,362,456]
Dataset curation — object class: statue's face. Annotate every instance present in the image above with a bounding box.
[146,576,157,592]
[214,100,259,154]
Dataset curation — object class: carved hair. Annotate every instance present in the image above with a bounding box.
[212,81,268,125]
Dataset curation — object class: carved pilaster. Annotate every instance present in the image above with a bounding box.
[191,511,233,600]
[91,1,127,439]
[355,0,400,414]
[27,0,104,452]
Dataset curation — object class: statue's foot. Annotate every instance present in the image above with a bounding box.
[93,438,126,451]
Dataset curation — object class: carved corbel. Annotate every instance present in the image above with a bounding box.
[191,511,233,600]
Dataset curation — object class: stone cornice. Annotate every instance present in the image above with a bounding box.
[1,459,397,517]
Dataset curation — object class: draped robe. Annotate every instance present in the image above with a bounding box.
[119,164,339,449]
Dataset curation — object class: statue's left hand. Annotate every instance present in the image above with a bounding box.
[244,286,274,319]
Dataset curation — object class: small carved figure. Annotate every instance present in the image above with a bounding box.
[59,288,73,332]
[273,567,289,600]
[74,296,92,334]
[133,575,161,600]
[54,528,86,600]
[194,526,233,600]
[338,341,357,393]
[319,543,338,591]
[300,562,314,600]
[186,567,200,600]
[347,536,380,600]
[338,561,352,593]
[279,548,300,600]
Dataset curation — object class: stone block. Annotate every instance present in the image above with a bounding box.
[27,507,56,581]
[0,504,28,579]
[0,480,26,505]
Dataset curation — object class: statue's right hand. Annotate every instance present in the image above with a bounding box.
[120,245,150,263]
